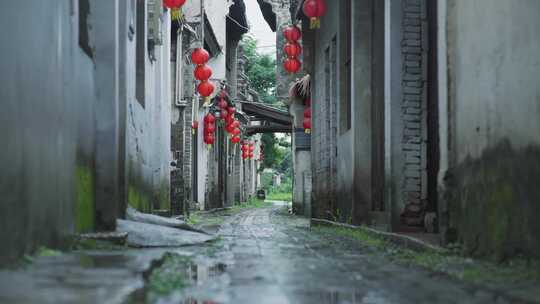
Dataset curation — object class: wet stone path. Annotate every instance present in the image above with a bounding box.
[154,206,515,304]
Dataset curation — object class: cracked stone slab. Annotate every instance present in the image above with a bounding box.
[117,219,215,248]
[126,207,207,234]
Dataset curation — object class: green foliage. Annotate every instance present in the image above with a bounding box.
[241,36,277,105]
[266,192,292,202]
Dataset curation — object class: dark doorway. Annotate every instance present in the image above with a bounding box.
[426,0,440,232]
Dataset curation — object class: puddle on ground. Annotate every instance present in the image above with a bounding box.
[125,252,227,304]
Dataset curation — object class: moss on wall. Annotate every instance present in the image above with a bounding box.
[445,140,540,261]
[158,181,170,211]
[128,185,151,213]
[75,166,95,233]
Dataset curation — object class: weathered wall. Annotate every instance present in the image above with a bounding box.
[0,0,122,262]
[445,0,540,259]
[126,2,172,213]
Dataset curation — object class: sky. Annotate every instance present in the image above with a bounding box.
[244,0,277,56]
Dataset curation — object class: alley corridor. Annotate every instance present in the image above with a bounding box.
[2,203,537,304]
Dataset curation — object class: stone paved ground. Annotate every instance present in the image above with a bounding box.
[1,204,539,304]
[155,206,539,304]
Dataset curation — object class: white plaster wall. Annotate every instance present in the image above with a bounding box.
[127,7,172,208]
[449,0,540,162]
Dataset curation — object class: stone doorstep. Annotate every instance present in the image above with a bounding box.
[310,218,447,254]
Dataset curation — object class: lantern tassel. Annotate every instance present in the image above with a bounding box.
[305,129,311,134]
[310,17,316,29]
[192,129,196,135]
[171,8,183,21]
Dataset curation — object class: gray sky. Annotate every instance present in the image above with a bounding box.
[244,0,276,56]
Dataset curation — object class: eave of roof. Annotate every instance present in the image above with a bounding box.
[257,0,277,32]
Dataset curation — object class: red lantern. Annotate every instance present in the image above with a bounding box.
[191,48,210,65]
[248,152,254,159]
[205,123,215,134]
[249,144,255,152]
[304,107,311,118]
[231,136,241,144]
[232,128,241,136]
[218,99,228,109]
[303,117,312,133]
[284,42,302,58]
[232,120,240,129]
[227,107,236,115]
[194,65,212,81]
[283,25,302,42]
[303,0,327,29]
[225,123,234,134]
[191,121,199,129]
[204,134,215,145]
[242,152,249,160]
[284,58,301,73]
[203,113,215,124]
[198,81,215,97]
[163,0,186,9]
[220,109,228,119]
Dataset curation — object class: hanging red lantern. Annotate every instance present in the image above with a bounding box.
[304,107,311,118]
[226,115,235,124]
[218,99,228,109]
[191,48,210,65]
[191,120,199,135]
[284,42,302,58]
[198,81,215,97]
[205,123,215,134]
[303,0,327,29]
[284,58,301,74]
[225,123,234,134]
[204,134,215,145]
[248,152,254,159]
[220,109,228,119]
[242,152,249,160]
[227,107,236,115]
[303,117,312,134]
[203,113,215,124]
[232,128,241,136]
[249,144,255,152]
[232,120,240,129]
[231,136,241,144]
[283,25,302,42]
[163,0,186,9]
[194,65,212,81]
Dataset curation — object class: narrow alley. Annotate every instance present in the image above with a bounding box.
[1,0,540,303]
[2,202,538,304]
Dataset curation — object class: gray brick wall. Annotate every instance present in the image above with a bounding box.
[401,0,428,226]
